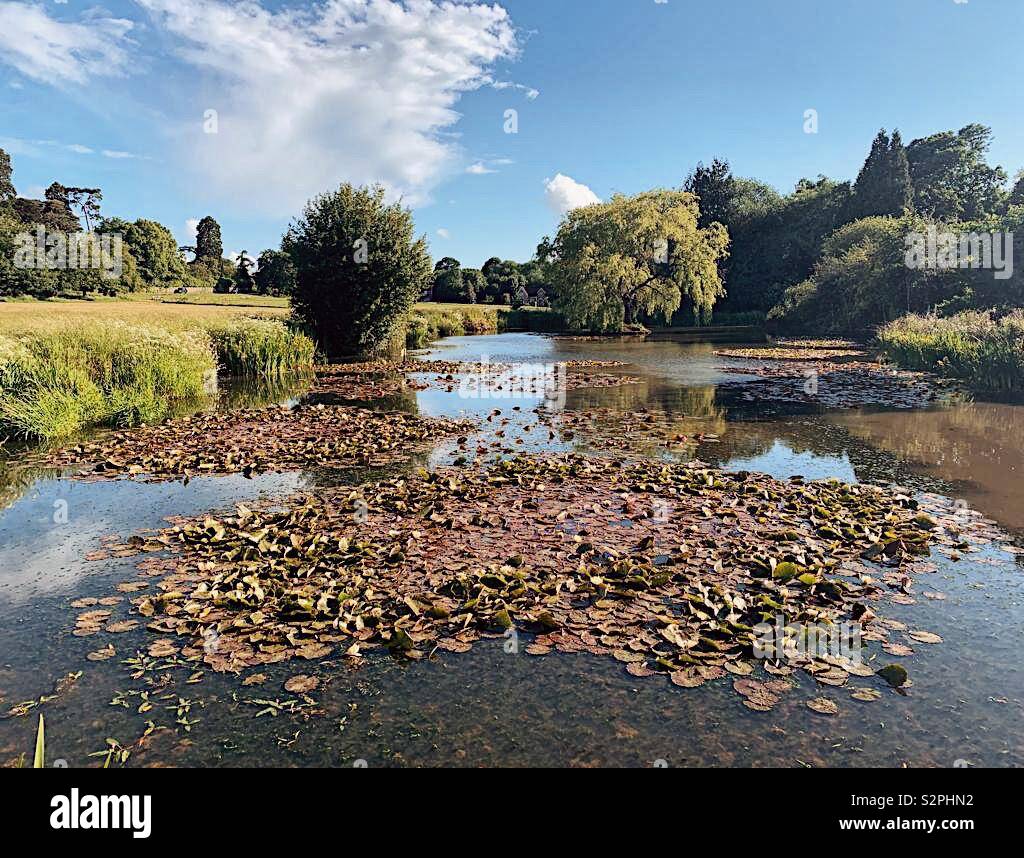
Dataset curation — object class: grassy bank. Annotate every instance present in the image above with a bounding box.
[406,302,563,348]
[0,299,316,440]
[0,320,216,440]
[878,311,1024,396]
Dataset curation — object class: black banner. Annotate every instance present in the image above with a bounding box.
[1,767,1012,842]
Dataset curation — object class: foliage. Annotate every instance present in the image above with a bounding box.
[0,320,215,440]
[547,190,729,332]
[195,216,224,263]
[205,318,316,377]
[684,158,735,229]
[233,251,255,294]
[254,250,296,296]
[285,183,431,358]
[0,148,14,204]
[878,310,1024,395]
[907,124,1007,221]
[850,129,912,220]
[432,257,472,303]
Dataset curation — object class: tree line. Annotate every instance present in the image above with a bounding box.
[0,150,295,299]
[684,123,1023,333]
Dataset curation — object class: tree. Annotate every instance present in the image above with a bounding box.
[65,187,103,231]
[908,125,1007,221]
[850,130,912,220]
[433,257,474,303]
[548,190,729,332]
[121,219,188,286]
[1006,171,1024,210]
[254,249,296,296]
[284,183,432,358]
[233,251,255,293]
[462,268,487,303]
[684,158,735,229]
[194,216,223,262]
[0,148,14,204]
[482,259,525,303]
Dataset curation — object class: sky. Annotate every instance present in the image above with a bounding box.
[1,0,1022,268]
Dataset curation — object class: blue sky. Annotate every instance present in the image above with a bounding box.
[1,0,1022,268]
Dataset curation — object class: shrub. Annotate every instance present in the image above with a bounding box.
[286,184,432,359]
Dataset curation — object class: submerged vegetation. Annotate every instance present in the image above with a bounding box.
[878,311,1024,396]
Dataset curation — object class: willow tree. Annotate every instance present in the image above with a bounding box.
[546,190,729,332]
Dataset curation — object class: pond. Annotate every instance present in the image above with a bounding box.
[1,332,1021,768]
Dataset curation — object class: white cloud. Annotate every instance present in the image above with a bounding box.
[184,218,200,242]
[466,162,495,175]
[137,0,521,212]
[102,149,141,160]
[436,228,450,239]
[67,143,94,155]
[492,81,539,100]
[0,2,133,85]
[544,173,601,216]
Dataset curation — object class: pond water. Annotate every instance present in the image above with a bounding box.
[1,333,1021,768]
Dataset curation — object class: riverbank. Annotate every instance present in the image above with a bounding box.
[878,311,1024,398]
[0,314,315,441]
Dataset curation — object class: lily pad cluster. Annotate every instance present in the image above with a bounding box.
[98,454,993,710]
[46,404,471,481]
[719,359,961,409]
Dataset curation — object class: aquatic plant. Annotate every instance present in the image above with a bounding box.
[205,318,317,377]
[878,311,1024,396]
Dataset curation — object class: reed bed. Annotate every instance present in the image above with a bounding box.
[878,311,1024,396]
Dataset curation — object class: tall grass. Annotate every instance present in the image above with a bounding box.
[0,320,215,440]
[0,317,316,441]
[878,311,1024,396]
[406,303,563,348]
[206,318,317,377]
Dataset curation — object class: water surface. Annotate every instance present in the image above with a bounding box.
[1,334,1021,768]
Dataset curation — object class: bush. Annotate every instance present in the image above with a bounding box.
[286,184,431,359]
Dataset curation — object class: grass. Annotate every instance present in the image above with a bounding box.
[0,296,316,441]
[878,311,1024,396]
[0,320,216,440]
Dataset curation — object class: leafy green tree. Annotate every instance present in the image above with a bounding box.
[908,125,1007,220]
[548,189,729,331]
[684,158,735,229]
[433,257,473,303]
[284,183,432,358]
[462,268,487,302]
[482,259,526,303]
[120,219,188,287]
[0,148,15,204]
[850,130,912,219]
[195,216,223,262]
[64,187,103,231]
[233,251,255,293]
[254,249,296,296]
